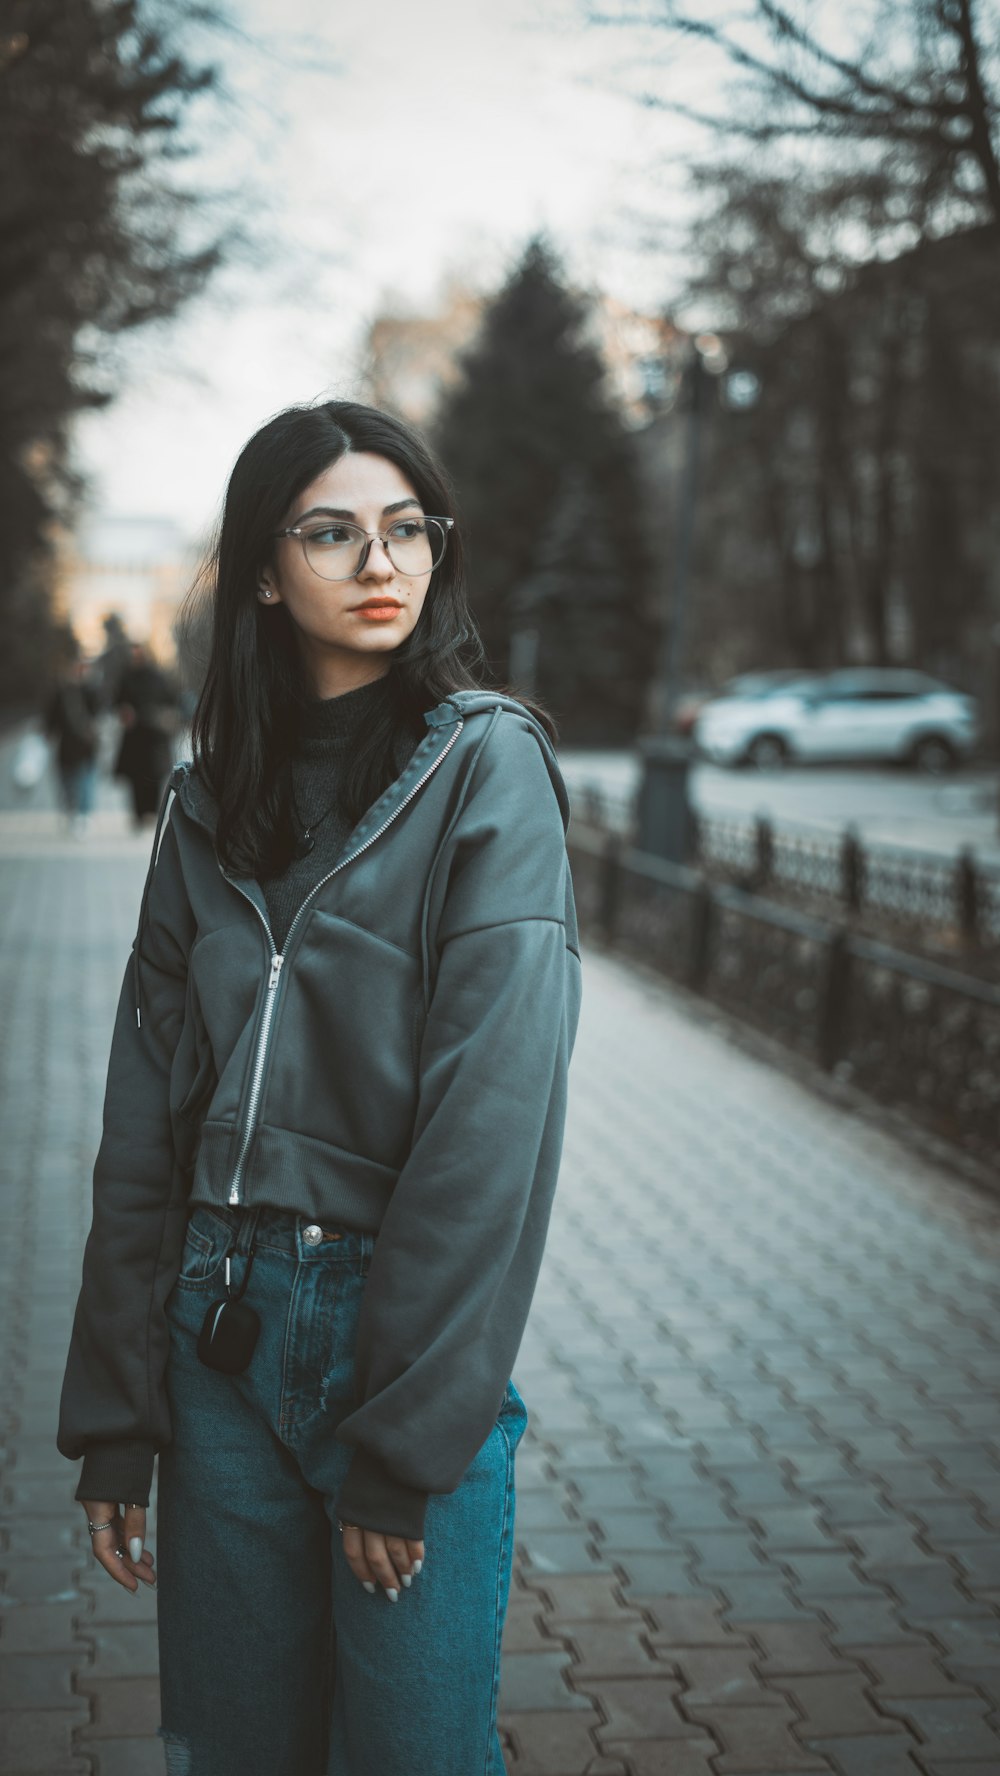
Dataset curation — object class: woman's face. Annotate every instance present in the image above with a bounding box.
[259,451,435,690]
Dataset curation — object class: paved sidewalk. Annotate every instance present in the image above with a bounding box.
[2,816,1000,1775]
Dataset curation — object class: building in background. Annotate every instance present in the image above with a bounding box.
[53,516,197,662]
[360,279,684,429]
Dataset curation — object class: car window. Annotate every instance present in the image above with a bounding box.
[813,672,938,703]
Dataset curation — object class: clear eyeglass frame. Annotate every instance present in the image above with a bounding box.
[273,515,455,582]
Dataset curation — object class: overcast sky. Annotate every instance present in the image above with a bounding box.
[72,0,725,542]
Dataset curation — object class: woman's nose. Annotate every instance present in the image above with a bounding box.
[357,537,395,579]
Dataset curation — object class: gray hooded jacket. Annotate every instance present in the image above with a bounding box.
[57,690,583,1539]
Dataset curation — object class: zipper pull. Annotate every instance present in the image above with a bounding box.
[268,954,283,990]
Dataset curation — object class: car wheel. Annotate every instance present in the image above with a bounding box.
[745,733,789,770]
[910,734,958,774]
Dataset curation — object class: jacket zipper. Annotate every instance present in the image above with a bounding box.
[224,718,464,1206]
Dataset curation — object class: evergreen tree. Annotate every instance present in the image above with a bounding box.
[432,236,653,743]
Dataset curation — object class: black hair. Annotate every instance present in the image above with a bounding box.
[184,398,558,876]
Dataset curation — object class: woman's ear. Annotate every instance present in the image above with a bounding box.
[257,574,280,605]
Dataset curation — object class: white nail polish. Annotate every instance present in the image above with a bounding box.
[401,1574,412,1588]
[412,1558,422,1575]
[386,1587,399,1603]
[362,1581,377,1594]
[128,1537,143,1563]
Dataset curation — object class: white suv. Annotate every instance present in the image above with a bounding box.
[694,669,978,771]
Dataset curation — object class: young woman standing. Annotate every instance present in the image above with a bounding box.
[57,399,583,1775]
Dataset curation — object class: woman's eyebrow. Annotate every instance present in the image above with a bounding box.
[294,497,423,522]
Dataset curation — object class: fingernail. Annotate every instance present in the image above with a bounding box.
[401,1573,412,1588]
[129,1537,143,1563]
[412,1558,423,1575]
[362,1581,377,1594]
[385,1587,399,1603]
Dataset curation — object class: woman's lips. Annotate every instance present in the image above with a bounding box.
[354,604,403,621]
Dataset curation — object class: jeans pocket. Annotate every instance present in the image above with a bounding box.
[174,1205,231,1289]
[498,1379,529,1454]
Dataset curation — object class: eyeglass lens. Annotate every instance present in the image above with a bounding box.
[301,517,448,582]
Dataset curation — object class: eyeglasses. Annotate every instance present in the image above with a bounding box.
[273,515,454,582]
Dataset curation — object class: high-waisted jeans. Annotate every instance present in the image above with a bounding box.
[155,1203,527,1776]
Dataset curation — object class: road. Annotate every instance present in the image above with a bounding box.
[2,812,1000,1773]
[559,750,1000,865]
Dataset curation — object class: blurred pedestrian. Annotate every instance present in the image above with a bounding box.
[44,647,102,838]
[112,642,179,827]
[57,398,582,1774]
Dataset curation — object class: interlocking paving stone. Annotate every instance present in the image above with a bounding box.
[499,1652,593,1712]
[521,1574,640,1623]
[0,1648,88,1713]
[682,1702,830,1771]
[876,1694,1000,1758]
[88,1740,166,1776]
[592,1676,703,1739]
[809,1597,926,1646]
[715,1573,816,1622]
[499,1708,604,1773]
[615,1553,713,1598]
[770,1672,905,1738]
[0,1707,91,1772]
[599,1743,721,1776]
[562,1622,664,1680]
[849,1643,976,1697]
[802,1736,923,1775]
[643,1596,749,1646]
[587,1511,675,1553]
[742,1622,847,1678]
[920,1765,1000,1776]
[83,1626,160,1678]
[672,1646,786,1708]
[74,1676,161,1739]
[0,1604,90,1654]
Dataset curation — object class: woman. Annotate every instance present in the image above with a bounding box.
[113,642,181,828]
[44,645,102,836]
[57,399,583,1775]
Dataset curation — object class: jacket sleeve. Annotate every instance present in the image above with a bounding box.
[334,715,583,1540]
[57,813,194,1506]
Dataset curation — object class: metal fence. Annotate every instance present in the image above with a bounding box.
[572,782,1000,952]
[568,821,1000,1172]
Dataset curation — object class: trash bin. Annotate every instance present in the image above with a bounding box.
[636,735,696,864]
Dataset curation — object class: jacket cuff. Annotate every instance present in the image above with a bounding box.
[74,1441,156,1509]
[335,1447,429,1541]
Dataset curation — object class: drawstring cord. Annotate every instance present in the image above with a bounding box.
[133,764,188,1030]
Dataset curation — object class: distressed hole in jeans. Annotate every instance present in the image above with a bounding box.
[157,1726,192,1774]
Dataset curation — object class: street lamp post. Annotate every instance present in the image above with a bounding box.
[636,340,713,864]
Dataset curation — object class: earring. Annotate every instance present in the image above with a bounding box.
[260,587,272,599]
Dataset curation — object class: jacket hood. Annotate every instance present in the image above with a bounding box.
[170,689,569,838]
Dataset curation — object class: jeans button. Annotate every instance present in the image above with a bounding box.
[302,1223,322,1246]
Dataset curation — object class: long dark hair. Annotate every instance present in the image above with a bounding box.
[184,398,558,876]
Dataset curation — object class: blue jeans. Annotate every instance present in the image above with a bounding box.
[156,1204,527,1776]
[59,759,98,815]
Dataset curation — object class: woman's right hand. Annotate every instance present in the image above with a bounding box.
[340,1522,424,1602]
[81,1499,157,1593]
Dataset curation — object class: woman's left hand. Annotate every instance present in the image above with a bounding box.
[340,1523,424,1602]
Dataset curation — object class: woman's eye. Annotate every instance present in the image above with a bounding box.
[390,520,425,540]
[308,526,354,547]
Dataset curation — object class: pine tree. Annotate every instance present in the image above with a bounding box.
[432,236,653,743]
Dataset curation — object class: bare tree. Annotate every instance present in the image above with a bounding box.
[0,1,233,703]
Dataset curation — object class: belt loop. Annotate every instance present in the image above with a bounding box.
[233,1206,262,1259]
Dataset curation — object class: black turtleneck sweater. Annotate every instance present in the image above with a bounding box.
[259,673,421,953]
